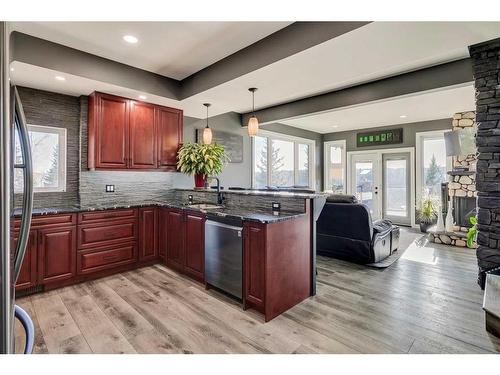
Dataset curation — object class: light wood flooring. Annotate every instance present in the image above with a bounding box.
[15,229,500,354]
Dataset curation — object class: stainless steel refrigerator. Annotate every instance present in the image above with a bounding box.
[0,21,35,354]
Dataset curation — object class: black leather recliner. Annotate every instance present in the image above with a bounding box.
[317,195,399,264]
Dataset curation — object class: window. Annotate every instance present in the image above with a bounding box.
[416,130,449,203]
[324,140,346,193]
[14,125,67,193]
[252,132,315,189]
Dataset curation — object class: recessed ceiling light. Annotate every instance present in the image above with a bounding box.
[139,95,147,100]
[332,125,339,128]
[399,115,407,118]
[123,35,138,44]
[55,76,66,81]
[10,67,14,72]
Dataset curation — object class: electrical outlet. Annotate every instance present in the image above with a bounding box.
[105,184,115,193]
[272,202,281,211]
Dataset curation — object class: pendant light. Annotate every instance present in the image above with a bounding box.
[202,103,213,145]
[247,88,259,137]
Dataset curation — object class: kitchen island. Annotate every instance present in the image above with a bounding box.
[13,189,326,322]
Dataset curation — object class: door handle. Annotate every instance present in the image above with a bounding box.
[13,86,34,284]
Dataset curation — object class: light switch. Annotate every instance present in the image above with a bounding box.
[105,185,115,192]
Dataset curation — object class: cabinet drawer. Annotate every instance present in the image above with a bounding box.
[78,209,137,224]
[14,213,76,229]
[78,220,137,249]
[78,242,137,275]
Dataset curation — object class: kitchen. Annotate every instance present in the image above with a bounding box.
[5,76,324,353]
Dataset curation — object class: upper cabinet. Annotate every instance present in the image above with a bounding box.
[156,106,183,169]
[87,92,183,171]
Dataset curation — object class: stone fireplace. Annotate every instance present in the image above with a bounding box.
[469,37,500,288]
[429,111,477,247]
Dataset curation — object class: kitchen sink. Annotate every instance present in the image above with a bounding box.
[186,203,224,210]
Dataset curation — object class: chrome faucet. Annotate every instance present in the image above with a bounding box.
[208,176,224,205]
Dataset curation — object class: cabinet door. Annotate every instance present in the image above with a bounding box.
[158,208,168,261]
[139,207,158,262]
[129,101,157,169]
[244,223,266,309]
[95,93,130,169]
[165,209,184,271]
[13,230,38,291]
[38,227,76,284]
[156,106,182,169]
[184,213,205,281]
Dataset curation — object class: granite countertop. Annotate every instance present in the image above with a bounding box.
[176,188,326,199]
[13,200,306,223]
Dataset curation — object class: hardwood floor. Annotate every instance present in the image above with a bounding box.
[15,229,500,354]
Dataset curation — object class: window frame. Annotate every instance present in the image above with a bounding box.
[323,139,347,193]
[15,124,67,193]
[251,130,315,189]
[415,129,451,206]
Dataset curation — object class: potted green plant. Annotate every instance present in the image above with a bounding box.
[466,216,477,248]
[177,142,230,188]
[417,195,438,233]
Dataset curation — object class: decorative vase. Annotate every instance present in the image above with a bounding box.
[445,200,454,232]
[419,221,432,233]
[194,174,206,188]
[436,206,445,232]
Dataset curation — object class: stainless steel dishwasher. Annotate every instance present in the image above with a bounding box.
[205,215,243,300]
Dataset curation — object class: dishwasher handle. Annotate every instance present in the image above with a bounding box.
[206,220,242,232]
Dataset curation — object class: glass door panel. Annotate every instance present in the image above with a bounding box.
[383,153,411,225]
[350,153,380,220]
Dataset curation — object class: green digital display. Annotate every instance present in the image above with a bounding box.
[357,128,403,147]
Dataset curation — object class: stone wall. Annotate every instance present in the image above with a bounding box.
[14,87,80,208]
[469,37,500,288]
[452,111,477,170]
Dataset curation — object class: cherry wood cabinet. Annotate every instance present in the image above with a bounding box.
[77,242,138,275]
[184,212,205,281]
[244,223,266,308]
[13,231,38,291]
[88,92,182,171]
[88,92,130,170]
[38,226,77,284]
[165,209,185,272]
[156,106,183,169]
[139,207,158,262]
[158,208,169,261]
[130,101,157,169]
[164,209,205,282]
[243,203,312,322]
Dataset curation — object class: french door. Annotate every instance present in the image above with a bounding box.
[348,148,414,226]
[350,153,381,220]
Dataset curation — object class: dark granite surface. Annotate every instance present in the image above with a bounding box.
[176,188,326,199]
[13,200,306,223]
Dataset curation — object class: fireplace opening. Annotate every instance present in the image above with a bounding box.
[441,182,477,228]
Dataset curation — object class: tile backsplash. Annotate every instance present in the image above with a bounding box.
[79,171,176,208]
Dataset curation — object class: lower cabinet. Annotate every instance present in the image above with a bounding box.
[158,208,168,261]
[243,213,312,322]
[12,231,38,291]
[77,208,140,276]
[184,212,205,281]
[77,242,138,274]
[165,209,205,282]
[138,207,158,262]
[38,226,77,284]
[13,215,77,291]
[243,222,266,309]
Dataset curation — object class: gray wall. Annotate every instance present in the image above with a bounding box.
[323,118,452,151]
[14,87,80,208]
[172,112,253,189]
